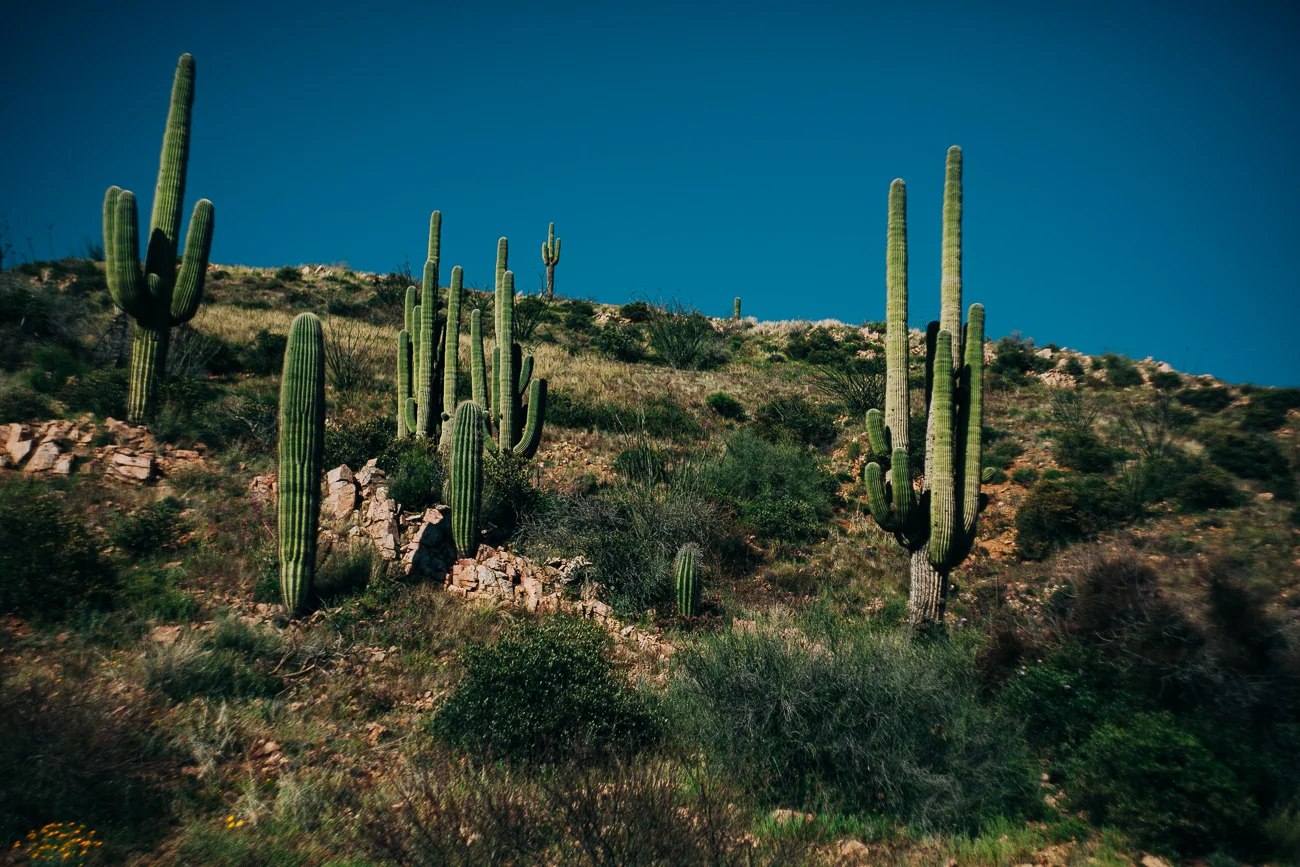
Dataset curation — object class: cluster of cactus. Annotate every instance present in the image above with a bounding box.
[103,53,215,423]
[541,222,561,298]
[862,147,987,628]
[396,212,464,443]
[278,313,327,614]
[673,543,701,616]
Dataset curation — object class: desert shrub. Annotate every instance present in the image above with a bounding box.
[1068,712,1255,852]
[1101,353,1143,387]
[60,366,128,418]
[619,300,654,322]
[26,345,85,393]
[984,468,1009,485]
[522,480,721,612]
[1053,429,1115,473]
[559,298,596,333]
[547,391,701,441]
[322,316,381,393]
[274,264,302,282]
[614,442,668,485]
[117,566,200,622]
[988,334,1051,389]
[432,616,660,762]
[705,428,837,544]
[315,542,386,602]
[484,449,544,532]
[324,415,393,469]
[593,321,646,362]
[0,480,116,619]
[1011,467,1038,486]
[1015,474,1125,560]
[1202,429,1295,499]
[670,625,1035,830]
[143,635,281,702]
[1178,386,1233,413]
[753,394,836,448]
[1063,356,1086,377]
[0,385,54,422]
[785,326,866,366]
[0,673,174,852]
[1175,463,1243,511]
[811,357,885,415]
[1150,370,1182,391]
[984,438,1024,470]
[239,329,288,376]
[705,391,746,421]
[1240,387,1300,432]
[111,496,189,555]
[382,439,442,511]
[1116,392,1191,463]
[644,300,726,370]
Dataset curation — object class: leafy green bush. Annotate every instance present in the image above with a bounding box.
[112,497,189,555]
[1175,464,1243,511]
[593,322,645,362]
[1053,429,1115,473]
[382,439,442,511]
[432,616,660,761]
[1011,467,1039,486]
[1063,356,1086,377]
[705,391,746,421]
[644,301,726,370]
[27,345,85,393]
[984,468,1009,485]
[547,391,701,441]
[0,480,116,620]
[560,298,596,332]
[1202,429,1295,499]
[984,438,1024,470]
[324,415,394,469]
[60,367,128,418]
[1068,712,1255,852]
[1103,353,1143,387]
[239,329,289,376]
[670,625,1035,830]
[0,386,53,422]
[752,394,836,448]
[619,300,654,323]
[1178,386,1233,413]
[706,429,837,544]
[1149,370,1182,390]
[1015,474,1126,560]
[1240,387,1300,432]
[484,449,544,532]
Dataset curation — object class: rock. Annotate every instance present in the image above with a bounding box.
[150,625,183,644]
[108,451,156,483]
[835,839,869,862]
[770,809,814,826]
[1141,857,1173,867]
[1038,369,1075,389]
[24,441,61,473]
[6,424,33,465]
[327,465,354,486]
[326,466,359,519]
[53,453,76,474]
[1156,362,1175,373]
[1257,492,1275,502]
[1035,347,1053,358]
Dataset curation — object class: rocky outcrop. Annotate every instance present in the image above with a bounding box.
[1,417,205,483]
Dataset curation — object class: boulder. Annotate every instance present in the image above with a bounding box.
[24,441,61,473]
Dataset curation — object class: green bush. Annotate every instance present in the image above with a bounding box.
[324,415,394,469]
[143,637,281,702]
[706,428,837,544]
[705,391,746,421]
[27,345,85,393]
[1011,467,1039,486]
[1175,464,1243,511]
[1150,370,1182,391]
[1202,429,1295,499]
[752,394,836,448]
[785,326,866,366]
[1240,388,1300,432]
[592,322,645,362]
[432,616,660,761]
[484,449,544,532]
[381,439,442,511]
[811,357,886,415]
[984,438,1024,471]
[547,391,701,441]
[619,300,654,322]
[1063,356,1086,377]
[1103,353,1143,387]
[0,480,117,620]
[60,367,129,418]
[239,329,289,376]
[1178,386,1233,413]
[1015,474,1126,560]
[1068,712,1255,853]
[1053,429,1115,473]
[984,468,1009,485]
[0,386,54,422]
[613,443,668,485]
[670,625,1035,830]
[644,301,726,370]
[111,497,189,555]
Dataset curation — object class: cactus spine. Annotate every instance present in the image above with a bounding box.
[449,400,485,558]
[103,53,214,423]
[673,543,701,616]
[278,313,326,615]
[733,297,742,320]
[863,147,985,629]
[541,222,561,298]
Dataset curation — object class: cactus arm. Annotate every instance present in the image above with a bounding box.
[278,312,326,615]
[490,344,501,429]
[865,408,889,458]
[891,448,917,534]
[450,400,485,558]
[922,320,940,492]
[404,398,418,435]
[940,146,963,366]
[494,237,508,341]
[415,275,436,437]
[863,462,897,532]
[470,308,488,410]
[170,198,213,325]
[513,378,547,458]
[107,189,148,318]
[441,266,463,438]
[959,304,986,541]
[517,353,534,397]
[553,237,560,265]
[883,179,910,458]
[144,53,195,282]
[428,210,441,273]
[411,303,422,359]
[928,331,956,569]
[397,329,412,439]
[404,285,417,335]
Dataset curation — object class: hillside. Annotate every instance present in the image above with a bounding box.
[1,253,1299,867]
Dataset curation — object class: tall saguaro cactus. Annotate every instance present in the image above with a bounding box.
[439,266,464,446]
[450,400,485,558]
[863,147,986,628]
[103,53,215,423]
[397,211,462,441]
[278,313,326,615]
[541,222,561,298]
[733,297,742,320]
[471,266,547,458]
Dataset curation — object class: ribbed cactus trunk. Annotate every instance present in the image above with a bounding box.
[440,266,464,446]
[397,285,417,439]
[278,313,326,615]
[862,148,986,630]
[733,297,741,320]
[674,543,701,616]
[541,222,560,298]
[450,400,485,558]
[103,54,215,423]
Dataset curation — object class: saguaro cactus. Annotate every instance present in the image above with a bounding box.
[103,53,215,423]
[471,267,547,458]
[397,211,462,441]
[541,222,561,298]
[450,400,485,558]
[733,297,742,320]
[439,266,464,446]
[673,542,701,616]
[396,285,417,439]
[863,147,986,628]
[278,313,326,615]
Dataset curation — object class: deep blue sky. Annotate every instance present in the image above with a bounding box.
[3,0,1297,385]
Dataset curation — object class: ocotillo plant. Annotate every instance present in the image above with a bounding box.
[673,543,701,616]
[450,400,485,558]
[862,147,985,628]
[278,313,326,615]
[103,53,214,423]
[541,222,561,298]
[733,297,742,320]
[470,267,547,458]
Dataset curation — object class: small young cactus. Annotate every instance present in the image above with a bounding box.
[103,53,214,423]
[673,543,702,616]
[449,400,485,558]
[541,222,561,298]
[278,313,326,614]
